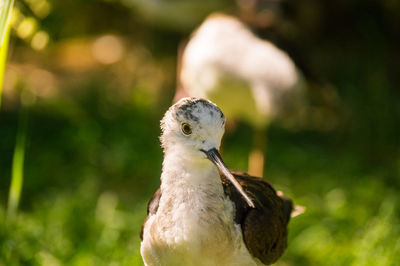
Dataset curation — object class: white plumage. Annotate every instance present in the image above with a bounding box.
[141,98,263,265]
[178,13,306,176]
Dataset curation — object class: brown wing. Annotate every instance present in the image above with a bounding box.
[140,188,162,240]
[221,170,293,265]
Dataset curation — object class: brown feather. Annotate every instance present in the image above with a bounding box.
[222,170,293,265]
[140,188,162,241]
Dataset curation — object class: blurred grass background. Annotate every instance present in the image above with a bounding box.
[0,0,399,265]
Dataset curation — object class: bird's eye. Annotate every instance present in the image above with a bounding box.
[181,123,192,135]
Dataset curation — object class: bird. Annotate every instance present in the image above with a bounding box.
[176,13,306,177]
[140,97,296,266]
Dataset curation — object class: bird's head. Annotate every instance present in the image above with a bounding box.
[160,97,254,208]
[160,97,226,159]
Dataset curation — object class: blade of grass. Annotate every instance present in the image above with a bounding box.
[0,0,14,109]
[7,110,28,219]
[0,24,10,109]
[0,0,14,45]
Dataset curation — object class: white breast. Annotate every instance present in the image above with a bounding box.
[140,157,262,266]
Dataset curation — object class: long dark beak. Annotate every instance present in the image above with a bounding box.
[201,148,255,208]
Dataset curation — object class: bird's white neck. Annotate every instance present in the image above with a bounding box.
[155,150,234,250]
[142,149,244,265]
[160,150,224,199]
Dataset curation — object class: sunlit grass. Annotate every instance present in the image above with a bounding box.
[1,177,146,265]
[2,160,399,265]
[0,0,14,108]
[0,0,14,45]
[0,24,10,109]
[7,111,27,219]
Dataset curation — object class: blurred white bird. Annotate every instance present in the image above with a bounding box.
[175,13,306,176]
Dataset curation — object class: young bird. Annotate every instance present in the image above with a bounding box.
[140,97,294,266]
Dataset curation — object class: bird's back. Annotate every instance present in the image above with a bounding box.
[222,170,293,265]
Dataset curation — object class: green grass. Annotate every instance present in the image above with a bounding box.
[0,0,14,46]
[1,148,399,265]
[0,0,14,108]
[0,25,10,108]
[1,178,146,265]
[0,96,398,265]
[7,111,27,220]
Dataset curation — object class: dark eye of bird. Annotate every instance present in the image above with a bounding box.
[181,123,192,135]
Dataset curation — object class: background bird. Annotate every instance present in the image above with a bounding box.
[140,97,295,265]
[175,13,307,177]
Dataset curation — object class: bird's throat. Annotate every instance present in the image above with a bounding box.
[159,152,226,216]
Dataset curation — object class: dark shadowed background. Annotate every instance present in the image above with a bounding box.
[0,0,399,265]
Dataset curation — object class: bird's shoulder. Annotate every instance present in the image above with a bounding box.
[140,188,162,241]
[222,170,293,265]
